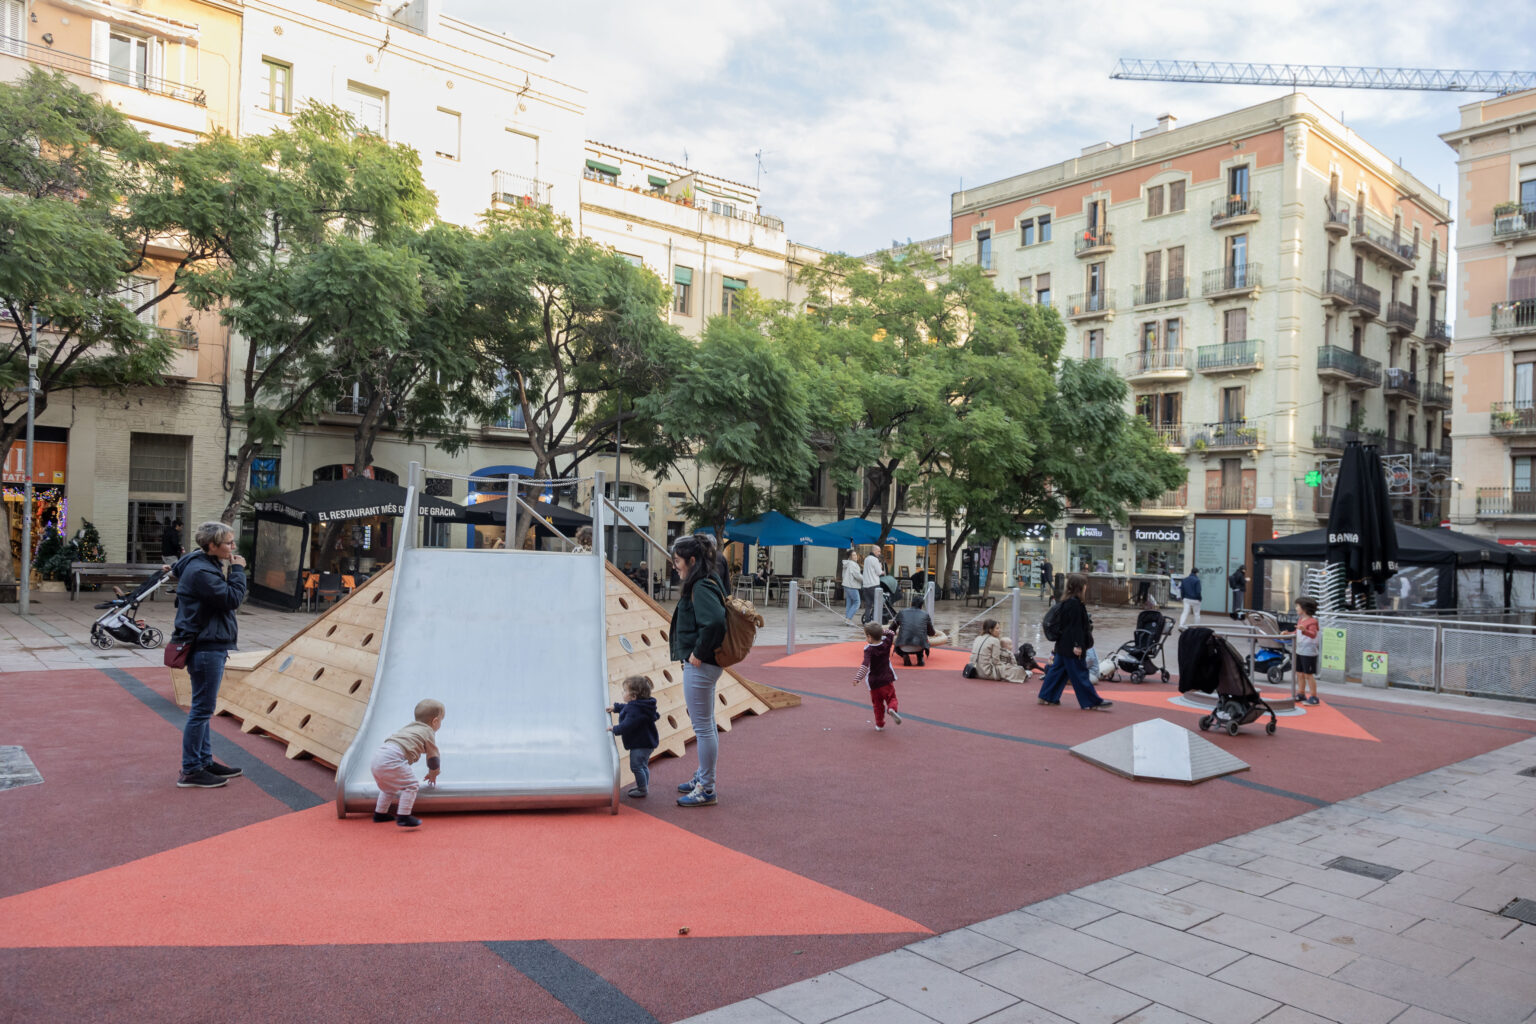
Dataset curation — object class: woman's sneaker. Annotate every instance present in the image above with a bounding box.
[677,785,716,807]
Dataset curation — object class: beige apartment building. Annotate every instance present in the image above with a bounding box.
[952,94,1451,612]
[1442,88,1536,543]
[1,0,242,566]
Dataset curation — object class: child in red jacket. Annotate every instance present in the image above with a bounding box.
[852,622,903,730]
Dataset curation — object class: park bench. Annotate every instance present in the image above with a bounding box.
[70,562,170,600]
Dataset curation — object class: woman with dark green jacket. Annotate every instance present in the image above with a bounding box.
[668,534,727,807]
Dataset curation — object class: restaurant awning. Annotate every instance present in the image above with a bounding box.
[817,518,931,546]
[723,510,846,547]
[252,477,487,525]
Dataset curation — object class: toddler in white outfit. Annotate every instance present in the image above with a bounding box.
[369,698,444,829]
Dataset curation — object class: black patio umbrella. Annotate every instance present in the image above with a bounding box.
[252,476,487,524]
[1326,442,1397,596]
[1364,444,1400,587]
[468,496,592,530]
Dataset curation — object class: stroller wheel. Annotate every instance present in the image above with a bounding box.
[1226,721,1241,737]
[138,627,164,650]
[1267,666,1285,685]
[1160,669,1171,684]
[1130,669,1145,685]
[1266,721,1277,735]
[1198,715,1212,731]
[90,632,113,650]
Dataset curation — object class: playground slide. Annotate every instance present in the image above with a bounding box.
[335,545,619,816]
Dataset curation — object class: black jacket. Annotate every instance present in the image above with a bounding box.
[669,577,727,665]
[611,696,660,749]
[172,551,246,651]
[893,607,936,651]
[160,524,183,558]
[1052,596,1093,659]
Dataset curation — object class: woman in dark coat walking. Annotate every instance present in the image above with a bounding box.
[1036,574,1112,710]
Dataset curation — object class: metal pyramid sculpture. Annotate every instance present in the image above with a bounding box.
[1069,717,1249,784]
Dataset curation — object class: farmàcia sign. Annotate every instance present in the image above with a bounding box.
[1131,526,1185,543]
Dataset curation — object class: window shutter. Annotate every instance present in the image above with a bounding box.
[1169,180,1186,212]
[673,266,692,286]
[1167,245,1184,278]
[91,19,109,65]
[1147,185,1163,217]
[1035,273,1049,291]
[1,1,23,52]
[1144,250,1161,289]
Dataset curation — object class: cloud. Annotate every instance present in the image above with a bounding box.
[442,0,1536,253]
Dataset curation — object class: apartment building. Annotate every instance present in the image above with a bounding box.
[1,0,243,565]
[1442,89,1536,543]
[952,94,1451,611]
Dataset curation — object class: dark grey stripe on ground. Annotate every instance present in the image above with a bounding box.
[771,684,1331,805]
[485,940,658,1024]
[1327,698,1536,735]
[99,666,325,812]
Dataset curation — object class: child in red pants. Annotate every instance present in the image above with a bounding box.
[852,622,903,730]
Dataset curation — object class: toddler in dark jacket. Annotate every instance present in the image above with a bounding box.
[611,675,660,798]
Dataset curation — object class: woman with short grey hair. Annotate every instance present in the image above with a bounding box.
[171,520,248,789]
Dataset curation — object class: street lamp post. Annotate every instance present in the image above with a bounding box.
[19,308,38,615]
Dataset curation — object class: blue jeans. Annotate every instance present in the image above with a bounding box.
[844,587,861,620]
[182,648,229,774]
[628,747,654,792]
[682,661,725,790]
[1038,654,1105,709]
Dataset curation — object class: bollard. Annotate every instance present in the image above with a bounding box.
[786,580,798,656]
[924,581,936,619]
[1009,587,1022,651]
[874,587,885,626]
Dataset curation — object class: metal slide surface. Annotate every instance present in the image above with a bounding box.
[335,546,618,815]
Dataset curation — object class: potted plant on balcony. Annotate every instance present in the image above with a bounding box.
[1190,437,1209,452]
[1494,408,1519,429]
[1494,201,1521,215]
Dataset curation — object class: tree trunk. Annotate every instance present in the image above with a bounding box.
[222,442,257,526]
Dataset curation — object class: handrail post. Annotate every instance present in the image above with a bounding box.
[407,461,422,550]
[592,471,606,565]
[924,581,935,619]
[1009,587,1022,650]
[786,581,798,655]
[874,586,885,626]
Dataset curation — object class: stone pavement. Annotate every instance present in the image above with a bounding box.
[683,723,1536,1024]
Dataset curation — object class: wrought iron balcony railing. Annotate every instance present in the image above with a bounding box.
[1074,226,1115,255]
[1490,400,1536,435]
[1352,214,1416,267]
[1190,420,1263,450]
[1322,269,1356,304]
[1422,381,1451,408]
[0,34,206,104]
[1202,262,1262,296]
[1427,320,1451,345]
[491,171,553,208]
[1324,198,1350,233]
[1065,290,1114,317]
[1132,276,1189,305]
[1141,485,1188,510]
[1492,299,1536,336]
[1477,487,1536,516]
[1195,339,1263,373]
[1385,300,1417,332]
[1316,345,1382,386]
[1211,191,1260,225]
[1123,348,1190,376]
[1493,201,1536,240]
[1383,367,1420,399]
[1351,279,1382,317]
[1427,259,1447,289]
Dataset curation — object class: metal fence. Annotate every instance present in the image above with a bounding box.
[1442,628,1536,701]
[1316,613,1438,692]
[1317,611,1536,702]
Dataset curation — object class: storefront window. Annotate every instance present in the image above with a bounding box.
[1131,525,1185,574]
[1066,524,1113,573]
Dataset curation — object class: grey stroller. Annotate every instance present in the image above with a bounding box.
[1177,626,1277,736]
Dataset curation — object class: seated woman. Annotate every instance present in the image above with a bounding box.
[891,594,937,667]
[967,619,1031,683]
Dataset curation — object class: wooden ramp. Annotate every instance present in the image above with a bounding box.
[213,562,790,779]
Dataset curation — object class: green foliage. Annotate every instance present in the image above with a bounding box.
[32,526,71,582]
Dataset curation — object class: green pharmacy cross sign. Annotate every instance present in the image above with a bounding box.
[1305,470,1322,488]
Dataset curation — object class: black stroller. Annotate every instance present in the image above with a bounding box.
[1105,609,1173,683]
[1177,626,1277,736]
[89,566,172,651]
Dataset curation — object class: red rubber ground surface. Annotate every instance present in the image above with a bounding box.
[4,647,1533,1023]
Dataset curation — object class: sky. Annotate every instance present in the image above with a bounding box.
[441,0,1536,257]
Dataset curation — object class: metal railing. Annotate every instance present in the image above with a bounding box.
[1476,487,1536,515]
[1211,191,1260,224]
[1352,279,1382,316]
[1147,423,1186,447]
[1324,198,1350,231]
[1383,367,1420,399]
[1074,227,1114,254]
[151,325,198,350]
[1316,610,1536,703]
[1422,381,1451,407]
[1123,348,1189,376]
[1190,419,1262,450]
[491,171,553,208]
[1202,262,1262,295]
[1205,483,1254,511]
[1142,485,1188,509]
[1385,300,1417,332]
[1352,214,1416,265]
[1427,319,1451,344]
[0,34,206,104]
[1316,427,1412,453]
[581,172,785,231]
[1316,345,1382,385]
[1427,259,1447,287]
[1066,290,1114,316]
[1490,400,1536,435]
[1493,200,1536,240]
[1132,276,1189,305]
[1196,339,1262,372]
[1492,299,1536,335]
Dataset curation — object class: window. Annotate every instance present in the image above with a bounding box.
[1516,361,1534,408]
[262,59,292,114]
[1351,323,1363,354]
[1144,250,1162,297]
[722,276,746,316]
[1165,317,1181,350]
[435,108,460,160]
[118,276,158,325]
[1019,276,1032,298]
[1167,245,1185,297]
[1227,233,1248,271]
[1513,255,1536,301]
[616,253,643,268]
[710,200,737,218]
[1146,184,1164,217]
[1018,215,1052,246]
[800,467,825,507]
[1522,175,1536,208]
[1087,262,1103,296]
[130,433,190,494]
[1037,215,1051,242]
[506,131,539,179]
[1141,321,1159,352]
[1410,284,1418,310]
[1223,307,1248,343]
[109,31,149,87]
[1168,180,1185,212]
[250,451,281,490]
[1034,272,1051,307]
[1136,392,1181,428]
[345,82,388,137]
[1221,386,1246,423]
[976,229,992,270]
[1021,221,1034,247]
[1085,329,1104,359]
[673,266,692,315]
[0,0,21,57]
[1228,165,1250,199]
[1517,457,1533,494]
[128,501,184,564]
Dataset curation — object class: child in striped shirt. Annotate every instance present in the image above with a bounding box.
[852,623,903,730]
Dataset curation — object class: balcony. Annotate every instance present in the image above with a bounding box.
[1385,300,1417,336]
[1383,367,1420,401]
[1493,201,1536,241]
[1146,424,1186,448]
[0,34,206,105]
[1422,381,1451,409]
[1190,420,1263,452]
[1490,401,1536,436]
[1311,427,1411,454]
[1132,276,1189,306]
[1074,227,1115,258]
[1476,487,1536,517]
[1427,259,1447,292]
[491,171,553,208]
[1316,345,1382,388]
[1141,485,1189,511]
[1206,481,1256,511]
[1065,290,1114,321]
[1202,262,1262,300]
[1324,198,1351,237]
[1195,339,1263,375]
[1349,279,1381,319]
[1123,347,1191,382]
[1211,191,1261,227]
[1352,215,1416,270]
[1491,299,1536,337]
[1427,319,1451,348]
[1321,269,1356,307]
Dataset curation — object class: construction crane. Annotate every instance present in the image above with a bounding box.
[1112,59,1536,96]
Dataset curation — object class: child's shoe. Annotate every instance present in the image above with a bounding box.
[627,787,648,798]
[873,724,884,731]
[888,709,902,725]
[372,811,396,823]
[396,815,422,828]
[677,785,716,807]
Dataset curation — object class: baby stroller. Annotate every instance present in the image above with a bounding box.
[89,566,172,651]
[1177,626,1277,736]
[1105,609,1173,683]
[1239,611,1292,685]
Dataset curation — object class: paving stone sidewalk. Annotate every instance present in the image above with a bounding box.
[684,734,1536,1024]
